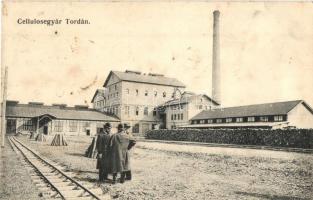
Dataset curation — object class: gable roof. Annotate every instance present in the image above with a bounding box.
[6,104,120,122]
[103,70,186,88]
[160,94,219,107]
[191,100,307,120]
[91,89,105,103]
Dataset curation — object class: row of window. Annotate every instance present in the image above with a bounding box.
[192,115,285,124]
[107,106,158,117]
[127,89,168,98]
[95,100,105,108]
[171,113,184,121]
[54,120,90,132]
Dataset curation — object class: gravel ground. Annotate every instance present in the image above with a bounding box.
[0,137,43,200]
[16,135,313,200]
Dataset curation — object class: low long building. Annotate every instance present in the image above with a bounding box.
[5,101,120,136]
[185,100,313,129]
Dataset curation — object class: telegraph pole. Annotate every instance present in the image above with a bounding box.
[1,66,8,147]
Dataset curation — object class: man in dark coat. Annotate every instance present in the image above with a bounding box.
[110,123,136,183]
[124,123,136,181]
[96,122,112,182]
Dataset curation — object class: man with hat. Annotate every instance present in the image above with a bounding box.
[96,122,112,182]
[124,123,136,181]
[110,123,136,183]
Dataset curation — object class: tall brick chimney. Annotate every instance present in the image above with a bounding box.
[212,10,221,106]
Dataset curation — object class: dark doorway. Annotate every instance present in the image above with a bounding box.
[6,119,16,134]
[86,130,90,136]
[43,126,48,135]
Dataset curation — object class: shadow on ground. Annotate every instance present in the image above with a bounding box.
[235,191,309,200]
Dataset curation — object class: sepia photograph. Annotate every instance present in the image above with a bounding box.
[1,1,313,200]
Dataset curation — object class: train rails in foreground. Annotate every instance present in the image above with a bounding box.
[8,136,110,200]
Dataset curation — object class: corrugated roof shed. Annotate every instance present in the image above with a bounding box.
[103,70,186,88]
[6,104,119,122]
[191,100,305,120]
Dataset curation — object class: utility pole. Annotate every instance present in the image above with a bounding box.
[1,66,8,147]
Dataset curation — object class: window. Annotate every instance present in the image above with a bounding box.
[260,116,268,122]
[163,92,166,98]
[136,89,139,96]
[22,119,33,131]
[154,91,157,97]
[274,115,283,122]
[125,106,130,115]
[126,88,129,94]
[200,120,205,124]
[145,90,148,96]
[54,120,63,132]
[177,114,180,120]
[216,119,222,123]
[248,117,255,122]
[181,113,183,120]
[236,118,243,123]
[208,119,213,124]
[226,118,232,123]
[144,107,148,116]
[153,109,157,116]
[69,121,77,132]
[116,92,119,97]
[135,107,139,116]
[114,85,117,90]
[174,114,177,120]
[82,122,90,132]
[171,114,173,120]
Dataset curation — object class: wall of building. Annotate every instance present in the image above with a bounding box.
[121,81,184,107]
[7,117,119,136]
[288,103,313,129]
[165,95,217,129]
[93,93,105,111]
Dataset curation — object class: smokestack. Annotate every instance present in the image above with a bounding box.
[212,10,221,106]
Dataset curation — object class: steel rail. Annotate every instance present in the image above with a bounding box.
[10,136,102,200]
[9,137,65,199]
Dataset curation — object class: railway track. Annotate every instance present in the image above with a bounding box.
[8,136,110,200]
[138,138,313,154]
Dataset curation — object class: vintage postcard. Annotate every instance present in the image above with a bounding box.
[1,1,312,200]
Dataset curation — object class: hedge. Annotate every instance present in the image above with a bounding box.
[145,129,313,149]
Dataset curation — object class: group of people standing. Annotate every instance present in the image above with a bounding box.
[96,122,136,184]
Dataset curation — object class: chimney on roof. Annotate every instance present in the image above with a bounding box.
[28,102,44,106]
[6,100,19,106]
[52,103,67,108]
[74,105,89,109]
[212,10,221,106]
[148,73,164,77]
[125,70,141,75]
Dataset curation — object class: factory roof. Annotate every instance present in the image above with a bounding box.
[160,93,219,107]
[6,102,119,122]
[103,70,186,88]
[191,100,312,120]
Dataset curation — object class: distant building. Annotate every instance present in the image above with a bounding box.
[5,101,119,136]
[158,92,219,129]
[186,100,313,129]
[92,70,183,133]
[91,89,106,111]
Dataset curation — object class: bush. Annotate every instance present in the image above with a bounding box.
[145,129,313,149]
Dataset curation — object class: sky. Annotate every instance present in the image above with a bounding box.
[2,2,313,108]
